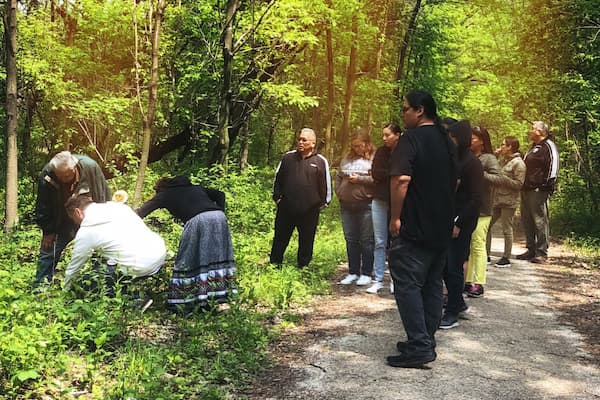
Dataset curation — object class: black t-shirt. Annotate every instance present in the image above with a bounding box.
[389,124,456,249]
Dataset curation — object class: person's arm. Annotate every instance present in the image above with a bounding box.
[389,175,411,236]
[63,231,94,290]
[35,171,59,250]
[483,170,522,190]
[136,194,163,218]
[272,159,284,203]
[455,159,484,230]
[318,155,332,206]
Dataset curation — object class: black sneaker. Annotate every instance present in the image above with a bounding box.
[386,351,436,368]
[494,257,511,268]
[516,250,534,260]
[439,312,459,329]
[463,283,472,293]
[396,341,409,352]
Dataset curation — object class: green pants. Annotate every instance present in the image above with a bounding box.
[486,207,516,259]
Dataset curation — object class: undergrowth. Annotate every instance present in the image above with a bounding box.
[0,166,345,399]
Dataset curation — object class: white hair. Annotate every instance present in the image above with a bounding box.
[532,121,549,136]
[49,151,78,171]
[300,127,316,141]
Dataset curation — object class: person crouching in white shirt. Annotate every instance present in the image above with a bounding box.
[63,194,166,291]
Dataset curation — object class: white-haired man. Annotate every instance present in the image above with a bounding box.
[34,151,111,285]
[517,121,559,263]
[270,128,332,268]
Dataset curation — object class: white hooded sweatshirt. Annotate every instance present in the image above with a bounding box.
[64,202,166,289]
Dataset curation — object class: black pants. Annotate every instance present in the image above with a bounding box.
[389,237,447,354]
[443,225,474,314]
[270,205,320,267]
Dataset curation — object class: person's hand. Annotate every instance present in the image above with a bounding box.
[452,225,461,238]
[41,234,57,251]
[389,218,401,237]
[348,173,359,183]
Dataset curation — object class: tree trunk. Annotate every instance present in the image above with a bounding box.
[214,0,241,167]
[341,15,359,154]
[4,0,18,233]
[324,19,335,161]
[366,3,388,134]
[394,0,421,98]
[238,121,249,171]
[132,0,166,207]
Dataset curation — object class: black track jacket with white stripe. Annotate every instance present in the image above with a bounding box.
[522,137,559,193]
[272,150,332,215]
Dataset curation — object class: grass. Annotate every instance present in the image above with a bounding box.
[0,167,346,399]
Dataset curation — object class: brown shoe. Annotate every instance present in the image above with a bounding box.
[516,250,534,260]
[530,256,547,264]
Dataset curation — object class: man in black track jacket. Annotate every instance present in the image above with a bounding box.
[517,121,559,263]
[270,128,332,268]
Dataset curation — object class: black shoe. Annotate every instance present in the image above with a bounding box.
[396,341,409,352]
[494,257,511,268]
[529,256,547,264]
[458,304,470,319]
[516,251,534,260]
[387,351,436,368]
[439,312,459,329]
[463,283,472,293]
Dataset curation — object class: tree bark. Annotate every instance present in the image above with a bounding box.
[214,0,241,167]
[133,0,166,207]
[341,15,359,154]
[238,121,249,171]
[4,0,18,233]
[324,19,335,161]
[394,0,421,98]
[367,3,389,134]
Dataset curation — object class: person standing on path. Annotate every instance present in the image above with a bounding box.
[440,120,483,329]
[517,121,559,264]
[336,129,376,287]
[34,151,111,286]
[464,126,501,298]
[270,128,332,268]
[386,91,457,368]
[485,136,526,268]
[366,124,402,294]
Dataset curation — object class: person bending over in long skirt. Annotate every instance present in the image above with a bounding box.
[137,176,237,312]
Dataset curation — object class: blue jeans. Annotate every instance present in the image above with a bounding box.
[388,237,447,354]
[371,199,389,282]
[35,233,74,285]
[340,202,374,276]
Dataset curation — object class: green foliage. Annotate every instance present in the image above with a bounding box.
[0,169,346,398]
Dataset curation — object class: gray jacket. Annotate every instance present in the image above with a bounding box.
[485,153,526,208]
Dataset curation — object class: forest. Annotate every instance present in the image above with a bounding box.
[1,0,599,398]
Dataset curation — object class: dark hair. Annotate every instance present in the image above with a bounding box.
[383,123,402,135]
[442,117,458,128]
[348,128,376,160]
[405,91,439,121]
[504,136,520,153]
[154,177,172,192]
[65,194,93,215]
[472,126,494,154]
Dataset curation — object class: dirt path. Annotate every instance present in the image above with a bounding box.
[244,239,600,400]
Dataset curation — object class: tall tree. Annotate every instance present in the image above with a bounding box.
[133,0,167,206]
[4,0,18,233]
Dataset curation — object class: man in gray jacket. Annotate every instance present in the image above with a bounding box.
[34,151,111,285]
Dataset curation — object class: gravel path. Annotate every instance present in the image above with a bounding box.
[246,239,600,399]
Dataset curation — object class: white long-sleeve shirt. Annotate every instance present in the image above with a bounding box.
[64,202,166,289]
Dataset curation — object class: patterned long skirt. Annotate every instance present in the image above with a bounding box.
[167,210,237,311]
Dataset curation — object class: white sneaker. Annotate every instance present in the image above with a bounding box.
[356,275,372,286]
[339,274,359,285]
[389,280,394,294]
[366,281,384,294]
